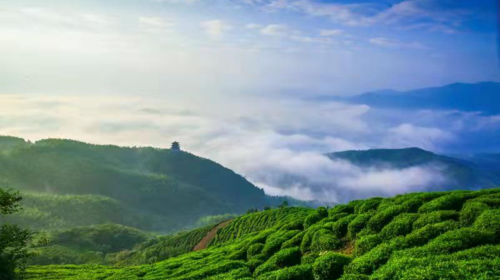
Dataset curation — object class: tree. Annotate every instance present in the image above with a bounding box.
[279,200,289,209]
[0,188,33,280]
[171,141,181,151]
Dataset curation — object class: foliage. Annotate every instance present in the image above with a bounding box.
[116,224,216,266]
[14,188,500,280]
[29,224,152,265]
[473,209,500,235]
[412,210,459,230]
[312,252,351,280]
[254,247,301,276]
[0,188,34,280]
[354,234,382,256]
[210,207,312,245]
[196,214,238,228]
[379,213,419,239]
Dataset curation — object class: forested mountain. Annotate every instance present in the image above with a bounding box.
[327,148,500,191]
[0,136,287,232]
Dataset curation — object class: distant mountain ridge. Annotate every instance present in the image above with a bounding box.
[327,147,500,191]
[322,82,500,115]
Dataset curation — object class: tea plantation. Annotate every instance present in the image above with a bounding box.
[25,188,500,280]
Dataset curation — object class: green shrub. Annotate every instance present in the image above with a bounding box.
[401,220,459,249]
[460,202,490,226]
[354,228,374,239]
[254,247,302,276]
[354,234,382,256]
[473,209,500,235]
[331,215,356,238]
[280,220,304,231]
[418,192,474,213]
[257,264,314,280]
[248,254,268,271]
[329,204,355,216]
[367,206,405,233]
[281,232,304,249]
[262,230,300,257]
[400,198,425,212]
[300,225,324,254]
[347,214,372,239]
[304,213,323,229]
[229,247,248,260]
[317,207,328,218]
[301,254,318,265]
[300,231,313,254]
[452,244,500,259]
[345,243,394,275]
[393,192,444,205]
[372,250,500,280]
[339,273,370,280]
[472,195,500,208]
[377,199,395,212]
[379,213,419,239]
[206,267,252,280]
[407,228,498,256]
[355,198,383,214]
[247,244,265,259]
[310,229,341,252]
[412,210,459,230]
[312,252,351,280]
[325,213,349,224]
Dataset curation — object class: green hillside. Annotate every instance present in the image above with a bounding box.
[25,188,500,280]
[2,192,171,230]
[328,148,500,191]
[29,224,152,265]
[0,136,286,232]
[115,224,217,266]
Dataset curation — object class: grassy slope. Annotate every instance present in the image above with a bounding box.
[26,188,500,280]
[29,224,152,265]
[0,136,275,231]
[3,192,171,230]
[115,224,218,266]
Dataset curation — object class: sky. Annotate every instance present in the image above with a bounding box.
[0,0,499,203]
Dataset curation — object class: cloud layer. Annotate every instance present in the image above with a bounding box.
[2,93,491,203]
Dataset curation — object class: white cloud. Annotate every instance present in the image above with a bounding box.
[246,23,263,29]
[319,29,343,37]
[386,123,454,151]
[241,0,466,33]
[338,165,447,195]
[260,24,288,36]
[149,0,199,3]
[291,35,332,44]
[13,8,114,28]
[139,17,175,29]
[369,37,428,50]
[201,19,233,38]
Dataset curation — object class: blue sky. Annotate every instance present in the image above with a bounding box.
[0,0,498,96]
[0,0,499,201]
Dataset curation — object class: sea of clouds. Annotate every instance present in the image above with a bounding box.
[4,93,495,203]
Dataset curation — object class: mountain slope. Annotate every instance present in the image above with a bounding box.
[0,136,280,231]
[327,148,500,191]
[25,188,500,280]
